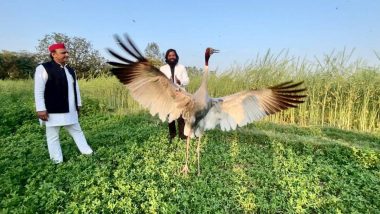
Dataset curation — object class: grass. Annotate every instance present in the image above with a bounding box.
[81,51,379,132]
[0,78,379,213]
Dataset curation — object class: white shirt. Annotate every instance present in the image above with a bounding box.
[34,64,82,127]
[159,64,189,88]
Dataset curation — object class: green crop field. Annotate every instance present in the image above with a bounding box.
[1,57,379,213]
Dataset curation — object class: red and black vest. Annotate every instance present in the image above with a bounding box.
[42,61,78,113]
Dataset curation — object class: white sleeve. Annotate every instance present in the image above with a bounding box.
[34,65,48,111]
[179,66,189,86]
[159,65,171,79]
[75,78,82,106]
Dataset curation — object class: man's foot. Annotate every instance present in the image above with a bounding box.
[52,159,63,164]
[168,135,175,143]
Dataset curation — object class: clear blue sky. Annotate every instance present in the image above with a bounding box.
[1,0,379,70]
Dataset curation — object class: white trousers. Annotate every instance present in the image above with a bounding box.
[46,123,93,163]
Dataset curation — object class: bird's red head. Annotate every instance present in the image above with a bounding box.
[205,47,219,66]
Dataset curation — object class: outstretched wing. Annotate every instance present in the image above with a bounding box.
[203,81,307,131]
[107,34,193,122]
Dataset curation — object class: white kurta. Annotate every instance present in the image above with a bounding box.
[159,64,189,88]
[34,64,82,127]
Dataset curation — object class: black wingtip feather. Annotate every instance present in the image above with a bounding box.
[124,34,145,58]
[270,81,305,90]
[107,48,135,64]
[114,34,143,61]
[107,61,128,67]
[107,34,149,68]
[267,80,308,112]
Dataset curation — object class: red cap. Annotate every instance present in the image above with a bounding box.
[48,43,66,52]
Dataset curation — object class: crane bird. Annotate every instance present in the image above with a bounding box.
[107,34,307,176]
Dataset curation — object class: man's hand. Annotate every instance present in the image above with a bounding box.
[175,76,181,85]
[37,111,48,121]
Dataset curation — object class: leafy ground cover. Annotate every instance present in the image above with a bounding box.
[0,87,379,213]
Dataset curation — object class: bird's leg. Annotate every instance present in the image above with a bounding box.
[197,135,202,176]
[181,132,191,175]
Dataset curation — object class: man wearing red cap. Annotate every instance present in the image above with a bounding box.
[34,43,93,163]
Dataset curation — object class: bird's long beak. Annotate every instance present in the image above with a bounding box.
[211,49,219,54]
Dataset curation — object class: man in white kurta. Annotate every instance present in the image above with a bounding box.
[160,49,189,140]
[34,43,93,163]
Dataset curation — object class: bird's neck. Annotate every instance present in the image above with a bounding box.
[200,65,208,89]
[194,65,209,101]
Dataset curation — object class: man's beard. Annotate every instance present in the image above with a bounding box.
[166,58,178,66]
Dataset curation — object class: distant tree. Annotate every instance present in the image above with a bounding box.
[144,42,164,68]
[35,32,109,79]
[0,51,37,79]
